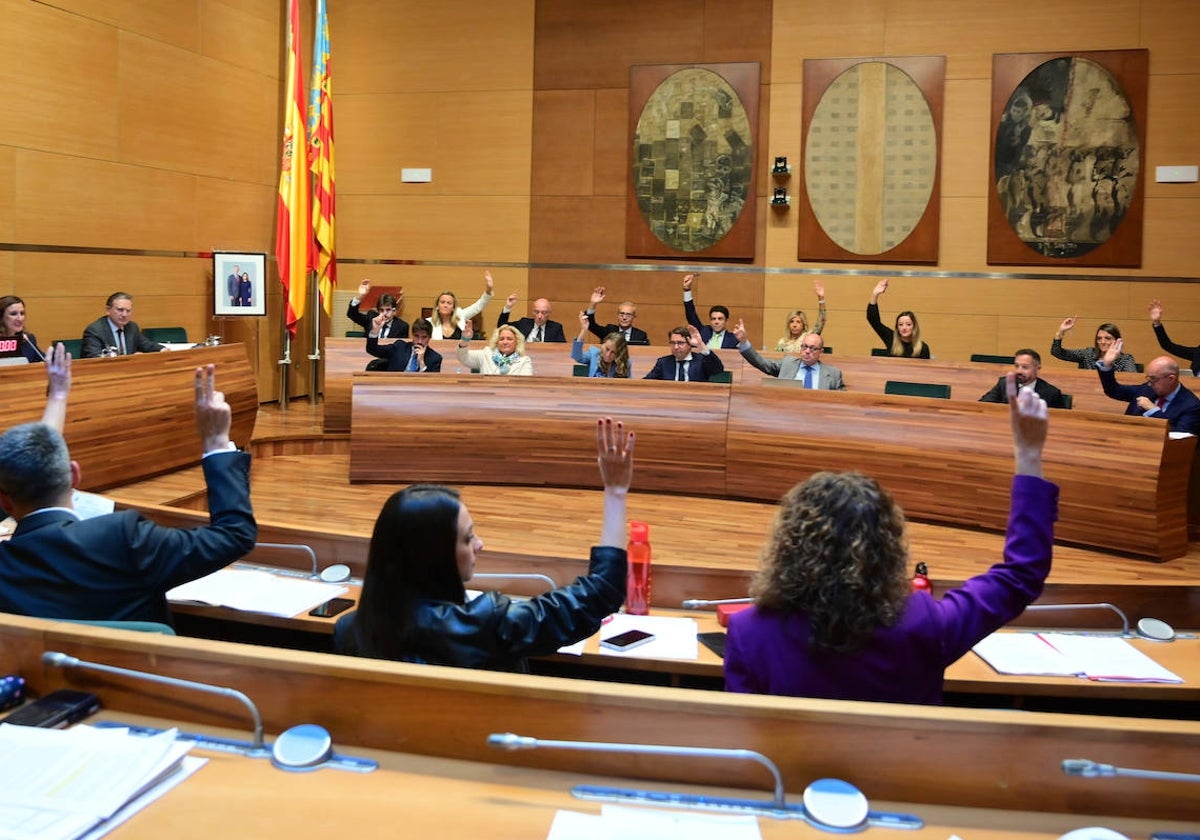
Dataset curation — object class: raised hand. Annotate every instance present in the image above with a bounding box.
[871,278,889,299]
[483,270,495,294]
[505,290,520,309]
[1058,316,1077,334]
[590,286,606,307]
[1006,371,1048,478]
[814,278,825,300]
[461,318,474,341]
[194,364,233,453]
[371,311,388,333]
[732,318,747,344]
[578,310,590,329]
[1149,299,1163,325]
[596,417,634,492]
[686,324,704,351]
[41,342,72,432]
[682,273,696,291]
[1101,336,1123,367]
[356,279,371,298]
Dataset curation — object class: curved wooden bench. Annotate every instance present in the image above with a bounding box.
[0,344,257,491]
[349,375,1194,560]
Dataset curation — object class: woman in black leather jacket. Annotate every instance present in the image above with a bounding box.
[335,418,633,671]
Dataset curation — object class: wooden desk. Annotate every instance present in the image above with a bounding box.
[348,375,1194,560]
[0,344,257,491]
[4,614,1199,822]
[74,713,1198,839]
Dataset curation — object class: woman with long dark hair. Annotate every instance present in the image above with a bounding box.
[335,418,633,671]
[0,295,45,363]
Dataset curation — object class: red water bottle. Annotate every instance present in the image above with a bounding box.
[911,561,931,595]
[626,521,652,615]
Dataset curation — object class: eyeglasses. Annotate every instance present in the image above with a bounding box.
[668,340,690,346]
[1145,373,1176,384]
[800,344,823,352]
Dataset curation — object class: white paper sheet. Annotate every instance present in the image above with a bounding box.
[595,614,699,661]
[971,632,1183,683]
[167,568,348,618]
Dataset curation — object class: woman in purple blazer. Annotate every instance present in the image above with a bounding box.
[724,374,1058,705]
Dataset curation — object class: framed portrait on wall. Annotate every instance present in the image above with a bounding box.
[626,62,760,261]
[987,49,1148,267]
[213,252,266,316]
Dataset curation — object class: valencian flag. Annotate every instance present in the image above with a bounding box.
[308,0,336,316]
[275,0,310,336]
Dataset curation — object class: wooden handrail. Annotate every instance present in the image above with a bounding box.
[0,345,257,491]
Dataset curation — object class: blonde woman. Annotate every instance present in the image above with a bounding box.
[429,270,495,340]
[456,320,532,375]
[776,279,827,352]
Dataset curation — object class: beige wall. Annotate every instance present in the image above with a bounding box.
[4,0,1200,399]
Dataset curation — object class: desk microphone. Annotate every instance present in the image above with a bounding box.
[681,597,752,609]
[250,541,350,582]
[23,334,46,361]
[1024,603,1178,641]
[1062,759,1200,784]
[43,650,264,749]
[43,651,378,772]
[471,572,557,590]
[486,732,923,831]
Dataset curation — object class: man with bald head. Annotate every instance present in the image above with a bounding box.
[1096,339,1200,435]
[498,291,566,342]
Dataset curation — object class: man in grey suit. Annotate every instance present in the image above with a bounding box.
[80,292,165,358]
[732,319,845,390]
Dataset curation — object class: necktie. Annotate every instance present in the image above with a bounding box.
[407,349,419,372]
[535,325,544,342]
[675,360,684,381]
[1157,396,1166,410]
[803,365,814,389]
[117,328,126,356]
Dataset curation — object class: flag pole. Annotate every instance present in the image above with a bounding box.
[308,268,321,405]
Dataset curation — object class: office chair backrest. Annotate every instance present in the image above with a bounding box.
[884,380,951,399]
[61,619,176,635]
[143,327,189,344]
[970,353,1014,365]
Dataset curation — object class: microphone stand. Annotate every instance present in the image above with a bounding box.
[487,732,923,830]
[1024,603,1130,636]
[1063,759,1200,784]
[471,572,558,590]
[681,597,752,609]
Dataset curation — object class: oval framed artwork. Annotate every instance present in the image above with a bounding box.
[798,56,945,264]
[627,62,760,260]
[987,49,1148,267]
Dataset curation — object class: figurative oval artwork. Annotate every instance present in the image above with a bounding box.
[994,57,1139,259]
[804,62,937,256]
[633,69,753,252]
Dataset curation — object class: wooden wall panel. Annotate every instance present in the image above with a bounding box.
[1145,74,1200,200]
[434,92,533,195]
[0,147,13,242]
[200,0,280,78]
[51,0,201,51]
[1142,0,1200,75]
[770,0,887,85]
[0,0,119,159]
[336,93,441,195]
[194,178,278,252]
[118,32,278,184]
[338,196,530,261]
[528,196,625,263]
[336,0,534,94]
[531,91,595,196]
[882,0,1142,80]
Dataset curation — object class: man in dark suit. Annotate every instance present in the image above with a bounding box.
[643,326,725,382]
[80,292,165,358]
[497,292,566,343]
[732,320,845,389]
[585,286,649,345]
[1096,339,1200,435]
[347,278,409,340]
[682,273,738,349]
[979,348,1066,409]
[365,317,442,372]
[0,350,257,625]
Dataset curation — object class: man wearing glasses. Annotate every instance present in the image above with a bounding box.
[731,319,845,390]
[1097,338,1200,434]
[585,287,649,345]
[643,326,725,382]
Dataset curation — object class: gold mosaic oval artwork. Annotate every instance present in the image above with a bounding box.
[632,68,754,252]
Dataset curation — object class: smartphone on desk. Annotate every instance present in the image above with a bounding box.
[600,629,655,651]
[2,689,100,728]
[309,597,355,618]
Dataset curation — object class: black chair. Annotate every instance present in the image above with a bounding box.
[884,380,951,399]
[53,338,84,358]
[345,329,366,338]
[870,348,891,357]
[970,353,1013,365]
[708,371,733,383]
[1060,393,1073,410]
[572,364,589,377]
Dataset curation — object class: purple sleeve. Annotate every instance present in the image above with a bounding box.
[723,611,761,693]
[934,475,1059,666]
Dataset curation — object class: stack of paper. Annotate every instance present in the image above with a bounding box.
[167,567,348,618]
[972,632,1184,683]
[0,724,203,840]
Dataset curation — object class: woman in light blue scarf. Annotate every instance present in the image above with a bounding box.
[456,321,532,375]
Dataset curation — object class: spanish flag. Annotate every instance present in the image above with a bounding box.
[308,0,336,316]
[275,0,310,336]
